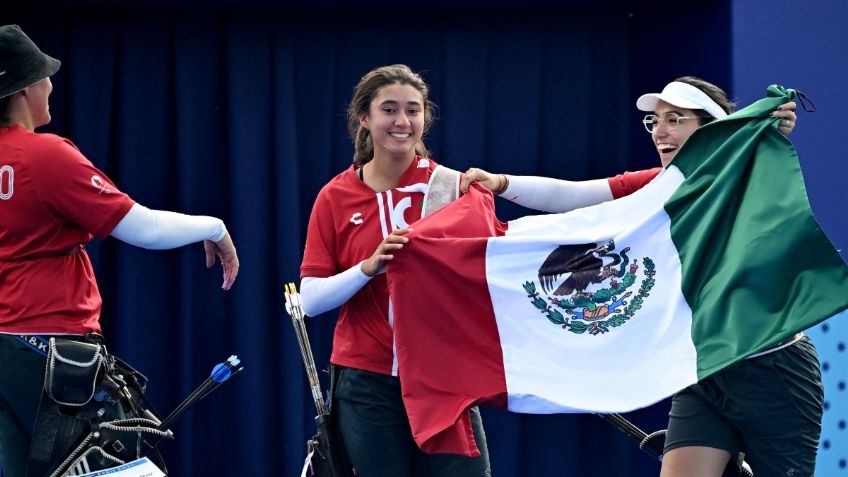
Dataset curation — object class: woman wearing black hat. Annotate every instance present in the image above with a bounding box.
[0,25,240,476]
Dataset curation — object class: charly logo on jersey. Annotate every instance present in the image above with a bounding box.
[90,175,112,194]
[350,212,363,225]
[523,239,656,335]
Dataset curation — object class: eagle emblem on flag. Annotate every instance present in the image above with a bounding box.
[523,240,656,335]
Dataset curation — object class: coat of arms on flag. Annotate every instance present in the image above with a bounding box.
[525,239,656,335]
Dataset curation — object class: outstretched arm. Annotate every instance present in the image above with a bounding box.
[461,168,614,213]
[111,203,239,289]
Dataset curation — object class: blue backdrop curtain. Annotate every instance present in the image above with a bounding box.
[5,2,732,475]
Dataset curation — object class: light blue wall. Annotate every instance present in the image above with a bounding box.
[733,1,848,474]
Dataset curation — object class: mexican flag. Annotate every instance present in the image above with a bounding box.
[386,85,848,457]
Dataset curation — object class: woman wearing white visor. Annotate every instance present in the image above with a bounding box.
[462,77,822,477]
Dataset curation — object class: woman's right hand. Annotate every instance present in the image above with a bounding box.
[361,227,413,277]
[460,167,506,194]
[204,231,239,290]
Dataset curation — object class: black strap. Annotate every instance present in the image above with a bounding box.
[16,333,105,357]
[795,89,816,112]
[16,335,51,356]
[327,365,341,417]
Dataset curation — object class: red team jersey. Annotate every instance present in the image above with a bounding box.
[301,157,437,376]
[0,125,135,334]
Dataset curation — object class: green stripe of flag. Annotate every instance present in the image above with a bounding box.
[666,85,848,379]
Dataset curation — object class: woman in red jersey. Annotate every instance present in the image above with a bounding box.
[0,25,239,477]
[299,64,490,477]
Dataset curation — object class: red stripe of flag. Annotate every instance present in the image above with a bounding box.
[389,184,508,456]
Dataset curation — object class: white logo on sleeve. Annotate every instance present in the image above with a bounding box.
[91,175,113,194]
[350,212,364,225]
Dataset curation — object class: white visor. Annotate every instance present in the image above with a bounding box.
[636,81,728,120]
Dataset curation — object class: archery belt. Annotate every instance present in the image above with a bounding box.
[26,335,168,477]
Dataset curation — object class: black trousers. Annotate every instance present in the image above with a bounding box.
[0,335,50,477]
[335,366,491,477]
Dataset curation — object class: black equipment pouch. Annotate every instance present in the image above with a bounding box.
[27,335,167,477]
[45,337,105,406]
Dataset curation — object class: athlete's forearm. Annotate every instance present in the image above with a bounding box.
[300,264,372,317]
[111,203,226,249]
[500,176,614,213]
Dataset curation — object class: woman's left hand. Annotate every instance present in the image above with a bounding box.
[772,101,797,135]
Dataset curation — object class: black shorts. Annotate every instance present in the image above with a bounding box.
[334,366,491,477]
[664,336,823,476]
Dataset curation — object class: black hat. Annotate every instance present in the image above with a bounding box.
[0,25,61,99]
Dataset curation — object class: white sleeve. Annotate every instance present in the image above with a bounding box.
[499,175,614,213]
[110,203,227,249]
[300,263,372,317]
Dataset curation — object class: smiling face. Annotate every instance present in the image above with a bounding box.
[651,100,702,167]
[359,82,425,163]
